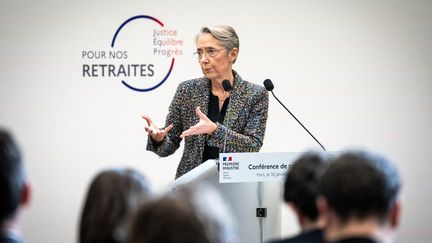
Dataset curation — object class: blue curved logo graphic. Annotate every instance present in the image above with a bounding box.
[111,15,175,92]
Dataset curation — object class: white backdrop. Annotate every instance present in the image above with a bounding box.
[1,0,431,242]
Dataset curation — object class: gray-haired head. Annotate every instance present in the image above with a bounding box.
[197,25,240,63]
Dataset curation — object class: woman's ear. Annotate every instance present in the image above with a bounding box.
[230,48,239,63]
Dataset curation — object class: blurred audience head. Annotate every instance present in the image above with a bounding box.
[127,182,238,243]
[318,149,402,242]
[79,168,153,243]
[0,128,30,239]
[283,151,329,230]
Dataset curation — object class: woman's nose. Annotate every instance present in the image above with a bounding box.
[199,55,209,63]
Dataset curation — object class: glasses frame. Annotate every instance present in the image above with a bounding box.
[194,47,225,59]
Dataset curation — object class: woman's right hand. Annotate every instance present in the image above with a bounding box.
[142,115,173,143]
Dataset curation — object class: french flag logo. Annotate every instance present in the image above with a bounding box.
[223,157,233,161]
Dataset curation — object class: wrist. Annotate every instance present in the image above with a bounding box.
[208,122,218,135]
[151,134,164,144]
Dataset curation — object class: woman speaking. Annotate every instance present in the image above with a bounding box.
[143,25,269,178]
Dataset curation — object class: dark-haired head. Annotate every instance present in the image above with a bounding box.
[79,168,153,243]
[283,151,329,222]
[0,128,26,223]
[320,150,401,224]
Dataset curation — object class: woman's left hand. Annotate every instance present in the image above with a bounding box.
[180,106,217,138]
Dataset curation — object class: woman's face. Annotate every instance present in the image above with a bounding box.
[196,33,238,82]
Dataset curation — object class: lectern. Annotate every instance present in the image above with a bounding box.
[170,152,302,243]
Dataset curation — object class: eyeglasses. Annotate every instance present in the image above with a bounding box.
[194,48,224,59]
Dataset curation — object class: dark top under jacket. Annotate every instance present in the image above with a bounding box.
[268,228,325,243]
[202,92,229,162]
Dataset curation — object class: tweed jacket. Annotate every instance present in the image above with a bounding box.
[147,71,269,178]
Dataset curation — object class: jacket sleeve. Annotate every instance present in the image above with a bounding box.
[206,87,269,152]
[146,84,184,157]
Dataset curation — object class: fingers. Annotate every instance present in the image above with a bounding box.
[141,115,153,126]
[180,122,203,138]
[146,127,165,143]
[142,115,157,136]
[142,115,173,143]
[144,126,152,133]
[195,106,208,120]
[180,127,194,138]
[181,107,213,138]
[164,124,174,133]
[144,126,158,137]
[180,124,199,138]
[146,124,173,135]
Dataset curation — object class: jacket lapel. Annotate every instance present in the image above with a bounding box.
[225,72,246,129]
[196,78,211,117]
[194,78,211,152]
